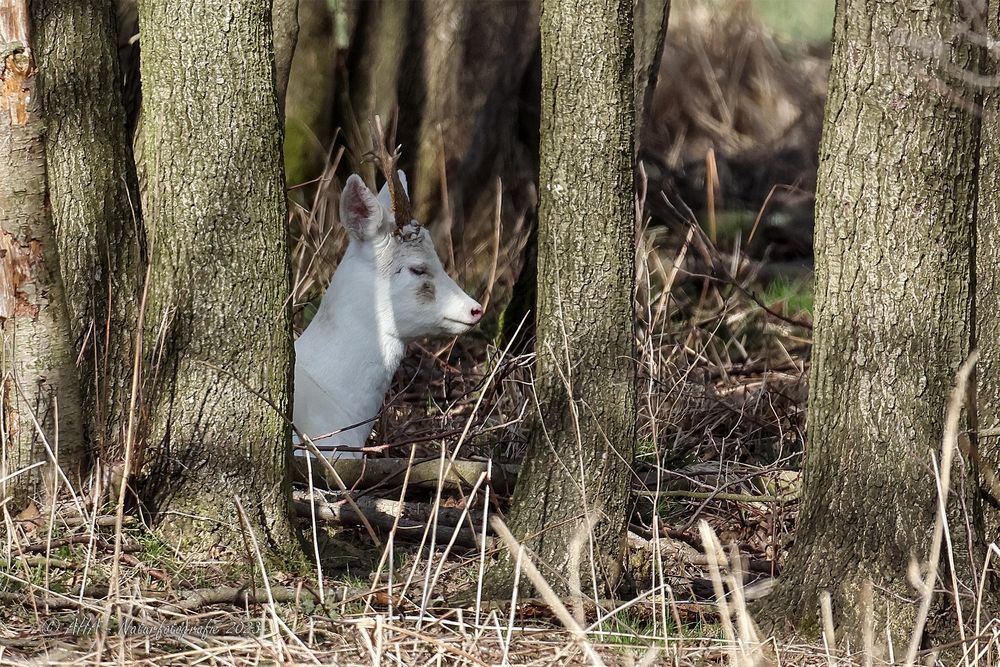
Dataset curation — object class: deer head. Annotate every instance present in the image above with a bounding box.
[335,171,483,339]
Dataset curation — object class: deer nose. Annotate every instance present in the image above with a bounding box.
[470,306,483,323]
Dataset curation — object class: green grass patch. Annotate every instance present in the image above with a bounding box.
[761,276,813,316]
[753,0,834,46]
[591,609,725,648]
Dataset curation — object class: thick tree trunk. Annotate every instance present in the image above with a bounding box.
[135,0,296,553]
[494,0,636,597]
[759,0,981,650]
[0,4,85,508]
[32,0,142,470]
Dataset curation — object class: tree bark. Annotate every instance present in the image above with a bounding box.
[759,0,982,650]
[272,0,299,119]
[1,3,85,508]
[409,0,540,259]
[491,0,636,598]
[135,0,297,553]
[32,0,142,470]
[974,2,1000,556]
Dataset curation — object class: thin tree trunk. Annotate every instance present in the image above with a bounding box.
[284,0,338,190]
[758,0,981,650]
[633,0,670,140]
[501,0,667,355]
[32,0,142,473]
[135,0,297,552]
[335,0,540,266]
[0,2,85,509]
[974,3,1000,552]
[340,0,410,182]
[491,0,636,598]
[273,0,299,119]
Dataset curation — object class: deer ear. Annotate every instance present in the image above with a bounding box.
[376,170,410,216]
[340,175,383,240]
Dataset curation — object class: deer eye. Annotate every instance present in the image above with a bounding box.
[409,266,428,277]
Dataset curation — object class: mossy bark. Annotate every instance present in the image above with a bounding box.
[0,14,85,509]
[135,0,297,553]
[491,0,636,597]
[32,0,142,469]
[758,0,983,651]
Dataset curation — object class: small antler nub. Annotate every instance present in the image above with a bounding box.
[366,116,416,238]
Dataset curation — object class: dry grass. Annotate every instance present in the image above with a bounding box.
[646,0,827,172]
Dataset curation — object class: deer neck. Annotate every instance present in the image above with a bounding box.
[296,275,406,434]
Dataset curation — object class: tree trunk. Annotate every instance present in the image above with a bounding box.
[284,0,338,190]
[0,3,85,509]
[492,0,636,598]
[334,0,540,273]
[974,3,1000,556]
[409,0,540,261]
[135,0,297,553]
[272,0,299,119]
[759,0,981,650]
[633,0,669,140]
[32,0,143,472]
[336,0,408,182]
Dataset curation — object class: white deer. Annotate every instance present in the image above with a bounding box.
[293,168,483,459]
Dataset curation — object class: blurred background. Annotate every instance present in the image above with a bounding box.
[285,0,832,326]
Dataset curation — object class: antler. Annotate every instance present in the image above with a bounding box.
[366,116,416,238]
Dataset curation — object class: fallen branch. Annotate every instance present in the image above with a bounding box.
[21,535,141,554]
[6,555,74,570]
[0,583,395,614]
[0,585,110,610]
[293,492,486,550]
[293,456,518,495]
[164,584,389,613]
[60,515,137,528]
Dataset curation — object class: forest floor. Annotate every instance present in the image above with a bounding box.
[1,148,991,666]
[0,224,825,664]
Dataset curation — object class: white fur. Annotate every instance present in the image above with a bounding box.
[294,173,482,459]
